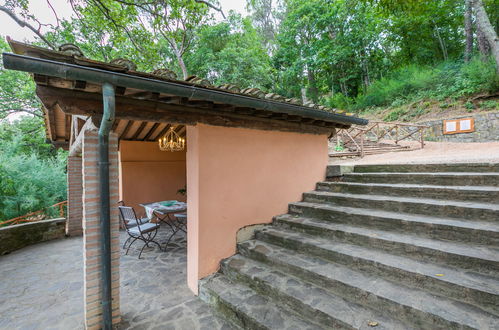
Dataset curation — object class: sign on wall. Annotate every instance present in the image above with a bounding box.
[443,118,475,135]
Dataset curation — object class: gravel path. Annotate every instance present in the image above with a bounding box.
[330,141,499,165]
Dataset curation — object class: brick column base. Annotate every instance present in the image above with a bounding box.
[82,130,121,329]
[67,156,83,236]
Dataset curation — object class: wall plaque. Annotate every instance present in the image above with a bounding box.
[443,118,474,135]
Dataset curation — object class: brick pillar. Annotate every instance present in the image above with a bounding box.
[82,130,121,329]
[67,156,83,236]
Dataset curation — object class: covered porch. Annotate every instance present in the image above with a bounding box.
[3,39,365,329]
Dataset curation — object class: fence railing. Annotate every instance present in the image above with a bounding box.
[332,121,429,158]
[0,201,67,227]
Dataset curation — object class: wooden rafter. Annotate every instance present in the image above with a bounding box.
[46,107,57,141]
[120,120,133,140]
[130,121,147,140]
[65,114,71,141]
[142,123,160,141]
[111,119,120,132]
[153,124,171,142]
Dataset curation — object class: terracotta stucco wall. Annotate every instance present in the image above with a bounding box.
[119,140,187,211]
[186,123,329,294]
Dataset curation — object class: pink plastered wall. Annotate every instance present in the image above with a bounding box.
[186,123,329,294]
[119,140,187,212]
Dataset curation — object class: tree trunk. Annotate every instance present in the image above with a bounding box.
[464,0,473,62]
[477,26,491,57]
[306,69,319,102]
[362,58,371,89]
[473,0,499,71]
[177,53,189,80]
[433,21,448,61]
[301,88,309,104]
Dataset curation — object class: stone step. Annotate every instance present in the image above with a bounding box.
[349,163,499,173]
[316,181,499,203]
[301,191,499,222]
[240,235,499,317]
[264,220,499,276]
[235,241,499,329]
[341,172,499,186]
[221,255,413,330]
[199,273,322,330]
[288,202,499,245]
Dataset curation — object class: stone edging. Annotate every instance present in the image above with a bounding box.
[0,218,66,255]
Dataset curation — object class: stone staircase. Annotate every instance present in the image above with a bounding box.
[199,163,499,329]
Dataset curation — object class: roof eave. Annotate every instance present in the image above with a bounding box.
[3,52,368,127]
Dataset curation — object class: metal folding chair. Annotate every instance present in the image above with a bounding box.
[119,206,162,259]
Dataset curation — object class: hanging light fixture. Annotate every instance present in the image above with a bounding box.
[159,126,185,152]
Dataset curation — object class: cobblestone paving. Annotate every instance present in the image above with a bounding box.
[0,227,232,330]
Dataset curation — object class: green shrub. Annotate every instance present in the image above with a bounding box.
[0,117,67,221]
[383,108,408,121]
[480,100,498,109]
[346,56,498,112]
[465,101,475,112]
[325,93,353,110]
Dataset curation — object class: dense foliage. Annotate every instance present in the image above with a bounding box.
[0,116,67,221]
[0,0,498,219]
[3,0,497,108]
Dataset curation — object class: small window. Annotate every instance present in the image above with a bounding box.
[443,118,474,135]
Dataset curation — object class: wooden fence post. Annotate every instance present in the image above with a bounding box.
[360,133,365,158]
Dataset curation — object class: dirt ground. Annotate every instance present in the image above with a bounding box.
[330,141,499,165]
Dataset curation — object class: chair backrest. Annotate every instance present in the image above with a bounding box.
[118,206,140,230]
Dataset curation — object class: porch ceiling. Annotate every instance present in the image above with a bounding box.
[43,105,186,150]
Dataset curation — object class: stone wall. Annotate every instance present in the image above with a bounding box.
[0,218,66,255]
[422,111,499,142]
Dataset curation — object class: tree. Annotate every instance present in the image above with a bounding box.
[274,0,388,101]
[472,0,499,71]
[246,0,284,51]
[0,0,56,49]
[69,0,219,78]
[0,38,41,119]
[465,0,473,62]
[185,13,273,88]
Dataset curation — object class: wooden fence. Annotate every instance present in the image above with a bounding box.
[0,201,67,227]
[331,121,429,158]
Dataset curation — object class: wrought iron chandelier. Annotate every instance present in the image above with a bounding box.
[158,127,185,152]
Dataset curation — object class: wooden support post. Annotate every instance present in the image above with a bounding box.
[420,127,424,149]
[360,133,365,158]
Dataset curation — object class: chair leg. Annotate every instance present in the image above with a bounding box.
[122,236,131,250]
[138,239,149,259]
[126,237,139,255]
[149,240,163,252]
[163,227,178,249]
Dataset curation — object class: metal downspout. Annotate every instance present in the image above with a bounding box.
[99,82,115,330]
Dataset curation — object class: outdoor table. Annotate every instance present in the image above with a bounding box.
[139,201,187,247]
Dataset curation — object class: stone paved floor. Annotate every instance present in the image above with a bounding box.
[0,227,232,330]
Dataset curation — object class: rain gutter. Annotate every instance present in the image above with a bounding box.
[99,82,115,330]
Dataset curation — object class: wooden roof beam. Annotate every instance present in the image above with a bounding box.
[36,86,335,135]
